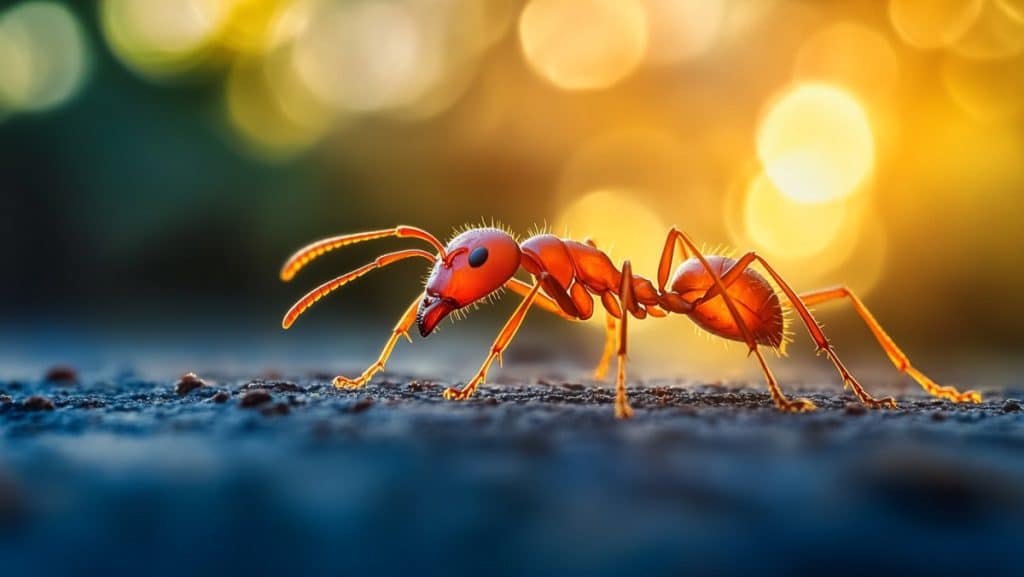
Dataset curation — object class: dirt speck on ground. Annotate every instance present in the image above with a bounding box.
[43,366,77,386]
[239,389,272,408]
[175,372,207,396]
[21,395,54,411]
[349,398,374,413]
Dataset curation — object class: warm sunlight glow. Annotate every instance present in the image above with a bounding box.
[950,0,1024,60]
[888,0,984,50]
[943,53,1024,120]
[519,0,647,91]
[795,22,900,103]
[757,83,874,204]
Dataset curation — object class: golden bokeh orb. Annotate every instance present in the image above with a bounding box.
[756,83,875,204]
[888,0,984,50]
[518,0,647,91]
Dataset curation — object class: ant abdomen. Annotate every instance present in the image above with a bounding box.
[670,256,785,348]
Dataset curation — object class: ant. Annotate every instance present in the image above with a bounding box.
[280,224,980,418]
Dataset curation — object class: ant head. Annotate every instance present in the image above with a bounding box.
[417,227,521,336]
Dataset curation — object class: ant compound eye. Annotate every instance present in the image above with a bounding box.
[468,246,489,268]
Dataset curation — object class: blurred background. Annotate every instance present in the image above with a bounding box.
[1,0,1022,386]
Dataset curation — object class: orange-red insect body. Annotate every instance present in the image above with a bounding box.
[280,224,981,418]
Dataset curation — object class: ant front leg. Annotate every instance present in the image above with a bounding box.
[441,276,545,401]
[333,294,422,389]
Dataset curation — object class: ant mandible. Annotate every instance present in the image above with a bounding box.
[279,224,980,418]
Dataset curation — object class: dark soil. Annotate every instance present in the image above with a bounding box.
[1,373,1023,577]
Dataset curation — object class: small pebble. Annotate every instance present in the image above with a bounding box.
[240,389,272,408]
[23,395,55,411]
[407,381,434,392]
[844,403,867,416]
[261,402,290,416]
[350,398,374,413]
[43,366,78,385]
[1002,399,1021,412]
[175,372,206,396]
[211,391,230,404]
[562,383,585,391]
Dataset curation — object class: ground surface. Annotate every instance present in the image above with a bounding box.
[2,372,1024,577]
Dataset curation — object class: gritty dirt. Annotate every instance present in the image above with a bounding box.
[1,373,1024,577]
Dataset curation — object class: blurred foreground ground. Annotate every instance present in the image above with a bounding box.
[2,368,1024,577]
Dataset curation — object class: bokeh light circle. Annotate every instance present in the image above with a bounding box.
[0,1,90,114]
[101,0,229,78]
[225,52,333,161]
[519,0,647,91]
[943,53,1024,120]
[795,22,900,103]
[888,0,984,50]
[950,0,1024,60]
[292,0,442,113]
[641,0,724,66]
[756,83,874,204]
[215,0,311,56]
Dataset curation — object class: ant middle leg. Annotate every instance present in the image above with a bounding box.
[614,261,636,419]
[673,233,816,412]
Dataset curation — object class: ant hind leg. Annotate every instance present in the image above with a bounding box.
[718,254,898,409]
[674,233,816,412]
[796,286,980,403]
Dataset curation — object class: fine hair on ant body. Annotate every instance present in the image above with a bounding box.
[279,223,980,418]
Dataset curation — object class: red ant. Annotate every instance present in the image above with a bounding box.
[280,224,980,418]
